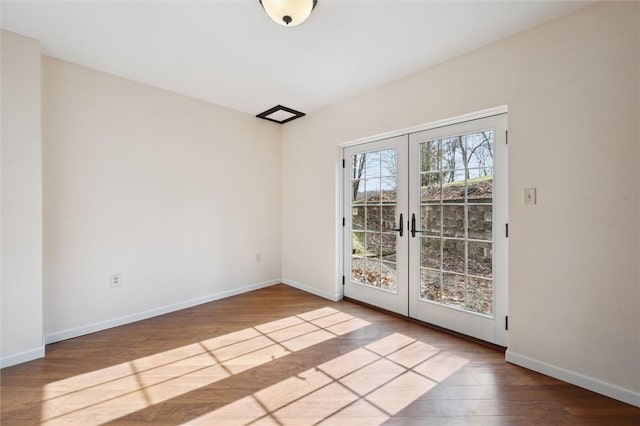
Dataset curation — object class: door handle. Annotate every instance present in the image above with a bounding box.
[411,213,428,238]
[411,213,416,238]
[390,213,403,236]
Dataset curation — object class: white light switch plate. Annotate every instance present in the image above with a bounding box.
[523,188,536,205]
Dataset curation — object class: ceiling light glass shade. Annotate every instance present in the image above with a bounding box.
[259,0,317,27]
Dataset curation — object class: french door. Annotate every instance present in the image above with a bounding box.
[343,115,508,346]
[343,135,409,315]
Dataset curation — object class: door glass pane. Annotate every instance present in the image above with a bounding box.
[365,178,381,203]
[421,141,440,172]
[442,170,465,203]
[351,258,365,282]
[442,205,465,238]
[419,130,495,317]
[365,206,381,232]
[381,206,396,232]
[442,273,465,308]
[352,206,365,231]
[441,137,464,171]
[365,233,381,259]
[381,149,397,177]
[350,154,366,180]
[442,240,465,274]
[381,177,397,203]
[352,180,365,204]
[468,205,492,241]
[466,130,493,170]
[467,277,493,315]
[468,169,493,204]
[421,205,441,236]
[421,269,441,302]
[468,241,492,278]
[421,172,442,202]
[352,232,365,257]
[381,262,397,291]
[421,237,440,269]
[381,234,396,263]
[364,259,381,287]
[365,151,381,179]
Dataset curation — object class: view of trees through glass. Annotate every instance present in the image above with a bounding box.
[350,148,398,293]
[420,130,494,316]
[349,130,495,315]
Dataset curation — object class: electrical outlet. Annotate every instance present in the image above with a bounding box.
[256,253,262,263]
[523,188,536,205]
[110,274,122,288]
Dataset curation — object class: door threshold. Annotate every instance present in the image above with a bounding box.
[343,296,506,353]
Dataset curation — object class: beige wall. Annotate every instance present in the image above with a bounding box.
[0,30,44,367]
[281,2,640,402]
[42,57,282,339]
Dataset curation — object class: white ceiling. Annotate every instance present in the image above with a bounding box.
[1,0,589,116]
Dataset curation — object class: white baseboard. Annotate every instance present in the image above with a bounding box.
[45,278,282,345]
[505,349,640,408]
[0,345,45,369]
[282,278,342,302]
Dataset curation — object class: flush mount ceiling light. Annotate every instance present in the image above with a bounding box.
[259,0,317,26]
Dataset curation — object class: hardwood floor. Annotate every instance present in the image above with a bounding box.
[2,284,639,425]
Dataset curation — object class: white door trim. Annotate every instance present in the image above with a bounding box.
[339,106,508,149]
[337,107,509,346]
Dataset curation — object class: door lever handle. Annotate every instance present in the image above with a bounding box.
[411,213,427,238]
[390,213,404,236]
[411,213,416,238]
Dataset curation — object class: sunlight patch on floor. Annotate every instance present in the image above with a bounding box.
[40,308,370,425]
[189,332,469,425]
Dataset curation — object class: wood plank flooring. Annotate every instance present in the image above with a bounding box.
[2,284,639,425]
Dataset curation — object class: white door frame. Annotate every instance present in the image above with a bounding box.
[337,106,509,345]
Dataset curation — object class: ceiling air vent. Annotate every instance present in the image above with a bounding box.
[256,105,305,124]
